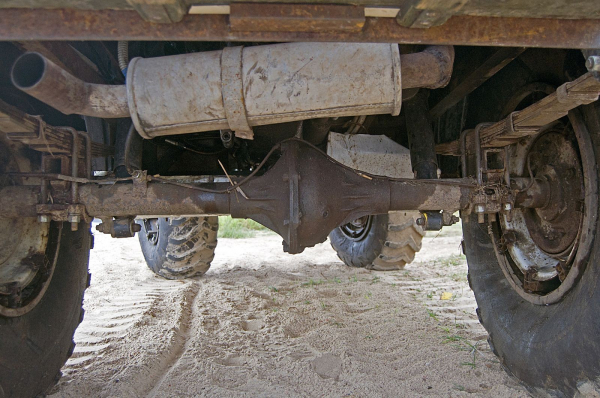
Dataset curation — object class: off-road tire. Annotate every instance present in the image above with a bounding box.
[463,82,600,393]
[329,211,425,271]
[138,216,218,279]
[0,223,91,398]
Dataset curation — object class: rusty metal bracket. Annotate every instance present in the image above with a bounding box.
[131,170,148,196]
[505,111,539,136]
[36,203,91,224]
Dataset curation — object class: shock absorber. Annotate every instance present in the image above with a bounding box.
[405,89,454,231]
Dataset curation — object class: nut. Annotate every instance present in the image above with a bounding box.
[586,55,600,72]
[37,214,51,223]
[67,213,81,224]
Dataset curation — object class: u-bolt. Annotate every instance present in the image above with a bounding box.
[460,123,493,186]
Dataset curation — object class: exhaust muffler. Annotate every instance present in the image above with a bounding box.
[11,43,453,140]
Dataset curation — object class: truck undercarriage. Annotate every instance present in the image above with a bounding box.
[1,2,600,396]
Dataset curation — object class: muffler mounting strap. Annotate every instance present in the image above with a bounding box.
[221,46,254,140]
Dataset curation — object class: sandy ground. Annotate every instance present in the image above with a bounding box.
[50,224,530,398]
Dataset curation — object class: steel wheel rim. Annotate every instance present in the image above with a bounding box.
[491,111,597,304]
[339,215,373,241]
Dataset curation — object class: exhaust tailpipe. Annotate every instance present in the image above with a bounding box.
[11,52,129,119]
[11,43,453,140]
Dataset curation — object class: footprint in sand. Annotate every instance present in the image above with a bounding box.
[215,355,248,366]
[241,318,264,331]
[311,353,342,380]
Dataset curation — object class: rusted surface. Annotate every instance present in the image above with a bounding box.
[516,132,583,255]
[0,140,473,253]
[514,178,550,209]
[230,3,365,33]
[1,9,600,49]
[400,46,454,90]
[4,0,600,20]
[15,41,107,84]
[11,52,129,118]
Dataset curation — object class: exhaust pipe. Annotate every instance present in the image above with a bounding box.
[11,52,129,119]
[12,43,453,140]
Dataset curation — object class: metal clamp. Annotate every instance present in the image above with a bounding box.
[556,81,599,105]
[5,114,46,142]
[221,46,254,140]
[460,123,492,186]
[132,170,148,196]
[505,111,539,136]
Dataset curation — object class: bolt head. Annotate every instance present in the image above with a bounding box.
[586,55,600,72]
[475,204,485,213]
[67,213,81,224]
[38,214,51,223]
[504,203,512,211]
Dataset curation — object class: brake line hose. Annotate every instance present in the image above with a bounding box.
[117,41,129,76]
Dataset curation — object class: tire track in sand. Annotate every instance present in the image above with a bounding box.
[63,280,191,372]
[144,282,202,397]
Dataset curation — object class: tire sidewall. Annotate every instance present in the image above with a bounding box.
[138,217,175,273]
[0,223,90,398]
[329,214,388,268]
[138,217,217,279]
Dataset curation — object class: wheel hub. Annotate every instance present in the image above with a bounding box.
[142,218,160,245]
[522,133,583,255]
[493,117,595,304]
[339,215,373,241]
[0,143,55,316]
